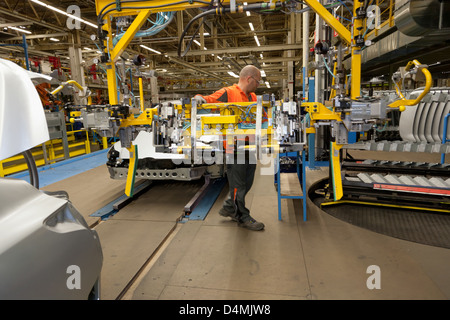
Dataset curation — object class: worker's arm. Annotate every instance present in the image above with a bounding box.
[196,87,228,103]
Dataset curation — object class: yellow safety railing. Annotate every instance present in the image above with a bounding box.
[365,0,395,38]
[0,129,92,177]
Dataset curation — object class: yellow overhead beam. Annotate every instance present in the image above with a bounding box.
[95,0,270,17]
[303,0,351,44]
[109,9,153,62]
[95,0,280,105]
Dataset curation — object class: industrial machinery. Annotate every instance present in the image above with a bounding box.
[69,0,308,198]
[74,93,305,196]
[72,0,448,212]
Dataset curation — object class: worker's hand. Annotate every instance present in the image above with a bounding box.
[193,95,206,105]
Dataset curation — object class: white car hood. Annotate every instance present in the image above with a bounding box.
[0,59,50,160]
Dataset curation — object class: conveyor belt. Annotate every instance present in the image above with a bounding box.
[339,159,450,211]
[343,140,450,154]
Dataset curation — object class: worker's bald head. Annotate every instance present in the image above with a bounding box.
[239,65,261,79]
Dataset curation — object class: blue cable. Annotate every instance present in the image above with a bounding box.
[337,0,352,15]
[322,56,336,78]
[113,12,174,46]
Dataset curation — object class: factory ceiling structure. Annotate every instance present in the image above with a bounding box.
[0,0,310,94]
[1,0,449,95]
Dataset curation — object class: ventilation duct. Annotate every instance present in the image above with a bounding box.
[395,0,450,37]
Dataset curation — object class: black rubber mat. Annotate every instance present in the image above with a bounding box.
[313,197,450,249]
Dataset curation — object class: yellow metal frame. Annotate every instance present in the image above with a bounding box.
[303,101,345,200]
[300,3,435,203]
[388,60,432,111]
[302,59,433,201]
[303,0,351,44]
[365,0,395,39]
[96,0,428,201]
[119,107,157,128]
[95,0,271,104]
[51,80,86,96]
[124,144,138,196]
[0,129,92,177]
[303,102,341,123]
[117,100,276,196]
[303,0,364,99]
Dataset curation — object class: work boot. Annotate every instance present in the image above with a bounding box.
[238,217,265,231]
[219,208,238,221]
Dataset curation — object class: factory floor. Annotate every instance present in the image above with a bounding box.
[40,150,450,301]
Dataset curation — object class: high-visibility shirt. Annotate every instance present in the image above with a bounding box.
[199,84,256,103]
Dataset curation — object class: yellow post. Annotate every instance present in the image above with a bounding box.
[350,49,361,99]
[48,141,56,163]
[125,144,138,197]
[330,141,343,201]
[0,160,4,177]
[106,64,118,105]
[102,136,108,149]
[85,131,91,154]
[350,0,364,99]
[139,77,145,112]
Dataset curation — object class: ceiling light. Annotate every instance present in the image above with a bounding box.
[244,4,251,16]
[193,39,207,50]
[227,71,239,78]
[254,35,260,47]
[83,47,92,51]
[31,0,97,28]
[260,53,263,59]
[265,81,270,88]
[50,38,59,41]
[140,44,161,54]
[261,70,266,77]
[249,23,254,31]
[8,26,31,34]
[217,56,223,60]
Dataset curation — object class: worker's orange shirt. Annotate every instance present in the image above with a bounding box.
[200,84,256,103]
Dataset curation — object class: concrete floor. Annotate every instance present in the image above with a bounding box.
[41,151,450,300]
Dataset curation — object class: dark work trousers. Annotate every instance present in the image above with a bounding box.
[222,153,257,222]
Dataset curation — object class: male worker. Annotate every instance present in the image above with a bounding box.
[193,65,265,231]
